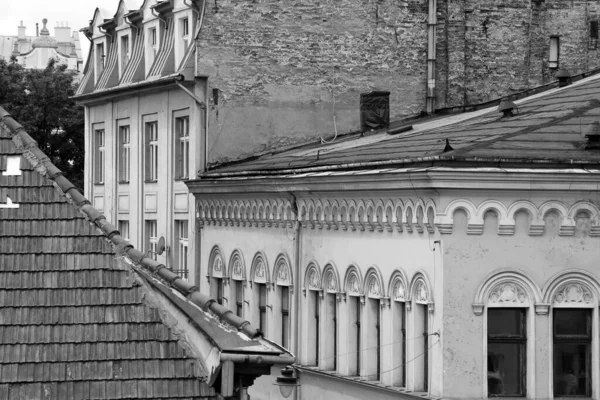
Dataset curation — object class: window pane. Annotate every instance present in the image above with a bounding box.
[554,309,590,336]
[282,286,289,310]
[488,343,525,396]
[488,309,524,337]
[554,343,590,396]
[259,285,266,307]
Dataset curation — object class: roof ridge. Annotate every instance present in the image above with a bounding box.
[0,107,260,340]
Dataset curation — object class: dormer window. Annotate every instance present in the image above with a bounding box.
[96,42,105,73]
[150,27,157,46]
[120,35,130,73]
[181,18,189,37]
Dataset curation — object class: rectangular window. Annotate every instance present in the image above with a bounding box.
[259,284,267,333]
[94,129,105,184]
[175,220,189,279]
[488,308,526,397]
[151,27,157,46]
[235,280,243,317]
[118,125,130,183]
[120,35,130,73]
[118,220,129,241]
[182,18,189,37]
[175,116,190,179]
[145,122,158,182]
[96,42,104,73]
[553,309,591,397]
[145,220,158,260]
[549,36,560,69]
[590,21,598,50]
[281,286,290,349]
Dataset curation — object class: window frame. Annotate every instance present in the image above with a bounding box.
[145,220,158,260]
[552,308,592,398]
[549,36,560,69]
[93,128,105,185]
[117,220,130,241]
[181,17,189,37]
[174,115,190,180]
[175,219,189,279]
[281,285,290,349]
[487,308,527,397]
[258,283,267,333]
[144,121,159,182]
[117,124,130,183]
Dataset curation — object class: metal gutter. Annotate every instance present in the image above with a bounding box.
[220,353,296,365]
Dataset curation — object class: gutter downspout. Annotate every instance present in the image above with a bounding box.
[426,0,437,114]
[176,81,206,109]
[291,193,301,400]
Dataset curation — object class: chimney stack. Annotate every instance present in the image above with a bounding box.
[18,21,25,39]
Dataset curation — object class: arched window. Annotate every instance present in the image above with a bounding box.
[473,270,541,399]
[343,265,363,377]
[321,264,340,371]
[207,246,226,305]
[364,267,384,382]
[273,253,293,350]
[409,273,434,393]
[303,262,321,366]
[228,250,246,318]
[543,271,600,398]
[388,270,408,387]
[250,252,270,335]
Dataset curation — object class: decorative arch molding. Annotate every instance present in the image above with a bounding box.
[388,269,409,303]
[472,269,543,316]
[197,197,436,234]
[250,251,270,285]
[436,198,481,235]
[207,245,226,280]
[541,270,600,310]
[322,262,341,295]
[409,271,434,312]
[344,264,363,298]
[228,249,246,282]
[364,265,385,299]
[273,252,293,288]
[304,261,322,294]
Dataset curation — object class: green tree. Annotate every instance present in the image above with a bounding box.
[0,56,84,190]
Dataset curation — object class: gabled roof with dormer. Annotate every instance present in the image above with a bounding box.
[74,0,200,100]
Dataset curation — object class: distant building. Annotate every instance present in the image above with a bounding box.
[0,18,83,73]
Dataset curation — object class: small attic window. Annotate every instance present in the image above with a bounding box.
[549,36,560,69]
[2,156,22,176]
[590,21,598,50]
[360,91,390,132]
[182,18,189,37]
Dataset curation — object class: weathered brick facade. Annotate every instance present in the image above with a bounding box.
[198,0,600,165]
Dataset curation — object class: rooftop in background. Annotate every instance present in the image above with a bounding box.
[0,18,83,74]
[0,106,293,398]
[201,72,600,178]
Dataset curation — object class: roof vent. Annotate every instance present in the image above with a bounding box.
[443,138,454,153]
[555,68,571,87]
[498,99,517,117]
[582,121,600,149]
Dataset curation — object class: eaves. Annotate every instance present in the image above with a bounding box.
[186,167,600,196]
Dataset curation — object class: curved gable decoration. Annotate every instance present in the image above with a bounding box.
[250,251,270,284]
[472,269,542,315]
[388,269,409,302]
[410,272,433,312]
[364,266,385,299]
[344,265,363,297]
[273,253,293,287]
[208,245,226,279]
[228,249,246,282]
[304,261,322,292]
[542,270,600,309]
[322,263,341,294]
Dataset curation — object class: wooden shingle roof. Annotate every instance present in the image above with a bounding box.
[0,108,293,399]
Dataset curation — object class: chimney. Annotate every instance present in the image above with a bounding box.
[18,21,25,39]
[36,23,39,37]
[55,21,71,42]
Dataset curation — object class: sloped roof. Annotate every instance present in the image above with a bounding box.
[203,74,600,177]
[0,108,292,398]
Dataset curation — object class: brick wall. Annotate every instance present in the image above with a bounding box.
[198,0,600,166]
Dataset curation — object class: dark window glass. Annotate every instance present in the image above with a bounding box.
[259,284,267,333]
[281,286,290,349]
[553,309,591,397]
[216,279,223,305]
[488,308,526,397]
[235,281,243,317]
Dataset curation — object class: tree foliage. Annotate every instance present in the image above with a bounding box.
[0,56,84,190]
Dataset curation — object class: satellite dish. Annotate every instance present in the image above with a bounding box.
[157,236,166,255]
